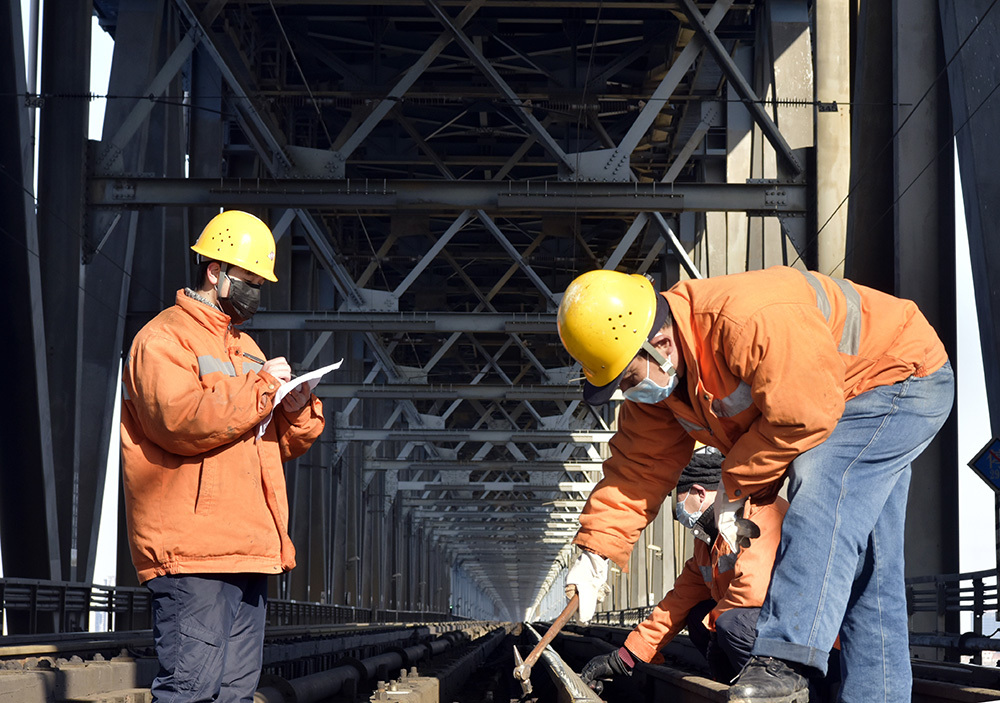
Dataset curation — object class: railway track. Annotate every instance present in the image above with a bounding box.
[0,620,502,703]
[552,625,1000,703]
[3,620,1000,703]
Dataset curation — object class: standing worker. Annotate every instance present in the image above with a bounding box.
[579,448,793,690]
[120,210,325,703]
[558,267,953,703]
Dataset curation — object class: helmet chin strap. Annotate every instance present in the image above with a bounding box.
[640,338,675,376]
[215,263,229,297]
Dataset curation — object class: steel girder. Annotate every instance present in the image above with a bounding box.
[33,0,93,592]
[15,0,849,621]
[0,0,62,600]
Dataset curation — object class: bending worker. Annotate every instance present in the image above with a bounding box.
[121,210,325,703]
[580,448,789,691]
[559,267,953,703]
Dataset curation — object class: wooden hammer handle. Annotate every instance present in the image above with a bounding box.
[522,592,579,670]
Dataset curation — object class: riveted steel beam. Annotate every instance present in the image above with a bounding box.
[317,384,582,401]
[367,460,602,471]
[89,177,806,213]
[336,428,613,443]
[243,310,556,332]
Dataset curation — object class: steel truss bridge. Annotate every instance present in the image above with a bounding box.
[3,0,1000,640]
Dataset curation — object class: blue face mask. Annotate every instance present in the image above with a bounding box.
[675,500,703,529]
[623,354,678,404]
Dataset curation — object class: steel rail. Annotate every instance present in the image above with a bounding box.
[524,622,603,702]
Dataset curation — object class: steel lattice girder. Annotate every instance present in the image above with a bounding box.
[71,0,826,619]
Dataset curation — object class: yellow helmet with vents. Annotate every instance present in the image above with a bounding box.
[557,270,668,405]
[191,210,278,282]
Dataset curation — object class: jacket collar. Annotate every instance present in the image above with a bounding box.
[662,288,699,391]
[176,288,233,336]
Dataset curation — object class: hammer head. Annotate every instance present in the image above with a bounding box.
[512,645,533,696]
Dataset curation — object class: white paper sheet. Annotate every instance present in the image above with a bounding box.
[256,360,342,440]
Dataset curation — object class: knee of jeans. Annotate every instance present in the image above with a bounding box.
[714,608,759,643]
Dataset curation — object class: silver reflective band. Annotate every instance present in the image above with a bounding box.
[675,416,706,434]
[717,552,738,573]
[799,270,861,356]
[831,278,861,355]
[712,381,753,418]
[699,564,714,584]
[801,270,832,321]
[197,355,236,377]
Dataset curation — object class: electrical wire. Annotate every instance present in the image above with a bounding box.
[823,70,1000,277]
[0,163,170,324]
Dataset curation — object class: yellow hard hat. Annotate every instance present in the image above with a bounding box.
[191,210,278,282]
[556,270,669,405]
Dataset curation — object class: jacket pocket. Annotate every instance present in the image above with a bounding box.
[194,454,217,515]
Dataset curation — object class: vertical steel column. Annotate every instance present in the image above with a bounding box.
[35,0,91,585]
[815,0,851,276]
[99,0,186,588]
[891,0,958,630]
[845,1,893,288]
[941,0,1000,436]
[0,0,62,598]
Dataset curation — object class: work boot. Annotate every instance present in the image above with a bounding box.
[727,656,810,703]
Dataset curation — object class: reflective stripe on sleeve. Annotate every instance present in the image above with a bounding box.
[717,552,738,574]
[675,416,707,434]
[197,355,236,377]
[712,381,753,418]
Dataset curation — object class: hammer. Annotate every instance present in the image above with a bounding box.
[513,592,580,695]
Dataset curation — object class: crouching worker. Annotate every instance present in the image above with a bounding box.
[579,449,787,692]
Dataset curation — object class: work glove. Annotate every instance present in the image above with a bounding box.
[714,489,747,552]
[580,647,634,694]
[565,550,611,623]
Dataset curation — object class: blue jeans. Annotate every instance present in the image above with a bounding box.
[752,362,954,703]
[147,574,268,703]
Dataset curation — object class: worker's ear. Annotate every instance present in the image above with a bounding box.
[206,262,222,287]
[648,326,674,354]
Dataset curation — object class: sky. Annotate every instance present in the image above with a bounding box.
[7,7,998,610]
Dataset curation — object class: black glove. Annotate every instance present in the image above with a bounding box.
[580,647,633,694]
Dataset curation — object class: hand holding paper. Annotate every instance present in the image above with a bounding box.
[257,360,342,439]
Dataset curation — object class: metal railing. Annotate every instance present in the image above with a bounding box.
[585,569,1000,662]
[906,568,1000,662]
[0,578,454,635]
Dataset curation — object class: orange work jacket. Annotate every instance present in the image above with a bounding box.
[121,290,325,583]
[575,266,948,567]
[625,496,787,664]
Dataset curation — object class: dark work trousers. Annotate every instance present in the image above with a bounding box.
[686,600,843,701]
[147,574,268,703]
[686,600,758,682]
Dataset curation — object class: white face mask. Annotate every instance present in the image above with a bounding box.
[623,354,678,404]
[675,500,703,529]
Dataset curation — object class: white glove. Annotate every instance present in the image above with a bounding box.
[714,489,747,552]
[565,550,612,623]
